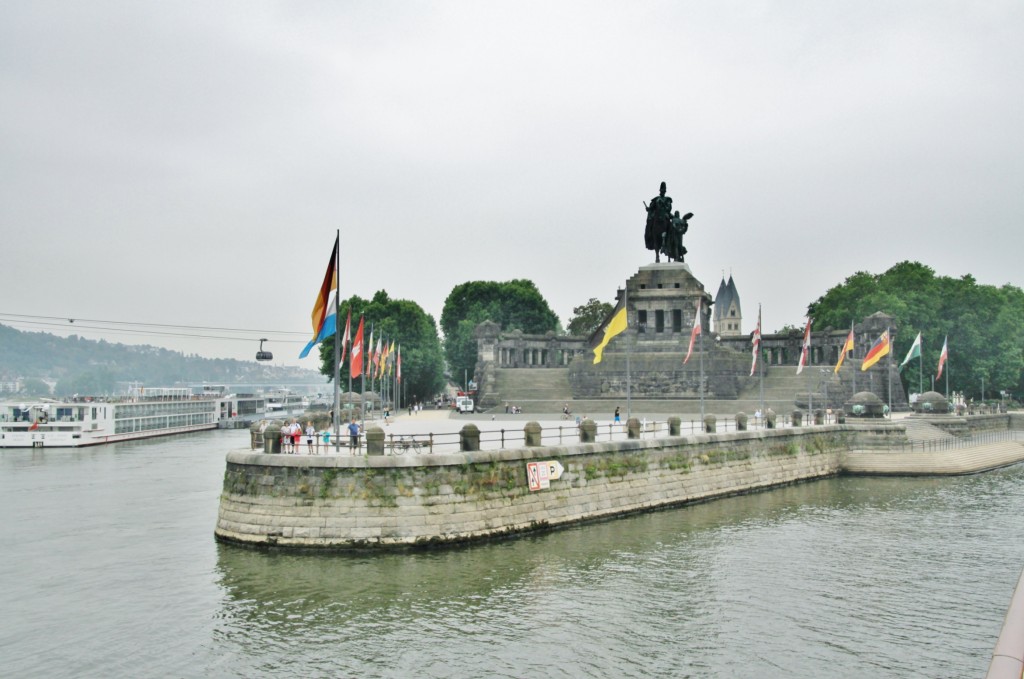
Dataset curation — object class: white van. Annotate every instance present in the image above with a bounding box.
[456,396,475,414]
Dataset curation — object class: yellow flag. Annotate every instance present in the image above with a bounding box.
[834,329,855,374]
[592,307,628,364]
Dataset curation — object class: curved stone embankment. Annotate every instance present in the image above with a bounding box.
[844,441,1024,476]
[216,427,848,549]
[215,417,1024,551]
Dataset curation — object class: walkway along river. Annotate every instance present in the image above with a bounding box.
[3,425,1024,677]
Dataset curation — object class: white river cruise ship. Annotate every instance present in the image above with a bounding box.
[0,387,221,448]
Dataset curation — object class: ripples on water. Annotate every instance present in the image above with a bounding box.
[2,431,1023,678]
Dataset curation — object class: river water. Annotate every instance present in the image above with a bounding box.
[2,429,1022,678]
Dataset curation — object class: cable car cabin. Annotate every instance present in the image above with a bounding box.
[256,339,272,361]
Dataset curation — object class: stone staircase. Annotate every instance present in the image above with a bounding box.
[492,368,573,403]
[902,418,956,442]
[484,362,896,416]
[488,366,790,415]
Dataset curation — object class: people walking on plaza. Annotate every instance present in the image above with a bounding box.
[614,406,621,424]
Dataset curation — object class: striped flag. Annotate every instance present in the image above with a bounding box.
[684,299,702,365]
[861,330,890,371]
[298,235,339,359]
[835,325,855,374]
[796,318,812,374]
[899,332,922,372]
[350,316,365,379]
[750,308,761,377]
[936,336,948,379]
[340,307,351,365]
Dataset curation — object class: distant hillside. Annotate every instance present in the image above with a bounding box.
[0,324,320,394]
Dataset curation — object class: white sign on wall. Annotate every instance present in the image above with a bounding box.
[526,460,564,492]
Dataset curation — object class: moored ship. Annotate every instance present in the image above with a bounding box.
[1,387,220,448]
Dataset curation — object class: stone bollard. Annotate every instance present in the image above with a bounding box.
[836,410,846,424]
[766,409,777,429]
[524,421,543,447]
[736,412,748,431]
[626,417,641,439]
[365,426,385,456]
[791,411,803,427]
[668,416,681,436]
[579,418,597,443]
[460,423,481,452]
[704,414,717,433]
[263,423,282,454]
[250,421,263,450]
[814,409,824,425]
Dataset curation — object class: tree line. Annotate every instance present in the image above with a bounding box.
[808,261,1024,400]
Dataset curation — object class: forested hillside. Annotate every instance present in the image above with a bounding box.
[0,324,319,395]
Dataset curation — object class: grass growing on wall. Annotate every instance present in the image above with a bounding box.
[583,453,649,480]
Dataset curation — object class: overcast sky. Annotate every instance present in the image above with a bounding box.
[2,1,1022,367]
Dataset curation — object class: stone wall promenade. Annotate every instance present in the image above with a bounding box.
[215,427,849,550]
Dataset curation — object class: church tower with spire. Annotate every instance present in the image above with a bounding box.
[713,273,743,337]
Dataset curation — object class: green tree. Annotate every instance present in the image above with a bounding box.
[807,261,1024,399]
[18,378,52,397]
[567,298,615,337]
[440,280,560,381]
[317,290,445,404]
[54,368,117,397]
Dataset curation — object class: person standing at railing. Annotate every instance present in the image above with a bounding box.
[347,419,361,453]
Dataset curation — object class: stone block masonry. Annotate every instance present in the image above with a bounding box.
[215,427,849,550]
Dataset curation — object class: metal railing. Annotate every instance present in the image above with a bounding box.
[897,429,1024,453]
[379,416,810,455]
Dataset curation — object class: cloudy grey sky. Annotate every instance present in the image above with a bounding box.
[2,1,1022,367]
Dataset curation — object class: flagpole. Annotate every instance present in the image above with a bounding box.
[918,336,923,396]
[360,323,368,430]
[758,304,765,418]
[807,338,813,420]
[625,286,631,420]
[851,322,857,394]
[944,345,949,400]
[886,326,893,417]
[332,229,341,445]
[698,305,705,423]
[346,309,352,451]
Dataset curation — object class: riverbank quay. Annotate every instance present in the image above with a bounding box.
[216,412,1016,550]
[216,423,848,549]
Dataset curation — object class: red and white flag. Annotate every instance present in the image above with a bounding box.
[796,318,812,374]
[750,307,762,377]
[340,307,351,364]
[683,299,702,365]
[350,316,365,379]
[936,336,948,380]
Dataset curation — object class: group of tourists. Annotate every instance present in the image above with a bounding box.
[278,420,323,454]
[276,418,364,454]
